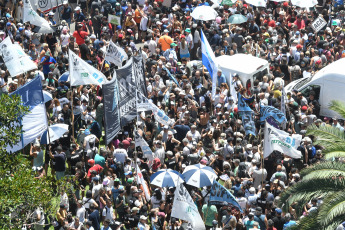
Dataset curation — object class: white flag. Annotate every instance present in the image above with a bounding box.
[229,73,237,102]
[136,164,151,201]
[23,0,53,34]
[68,50,107,87]
[0,37,37,77]
[171,184,206,230]
[136,90,152,112]
[150,103,174,127]
[264,122,302,159]
[105,41,128,67]
[134,129,153,158]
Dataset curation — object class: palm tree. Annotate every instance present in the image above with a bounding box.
[279,100,345,230]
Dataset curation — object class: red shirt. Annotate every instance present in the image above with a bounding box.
[294,19,305,30]
[73,30,89,45]
[87,164,103,180]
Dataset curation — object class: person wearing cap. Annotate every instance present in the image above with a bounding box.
[115,186,126,221]
[253,206,268,230]
[158,29,173,51]
[138,215,149,230]
[73,23,89,46]
[178,34,191,61]
[163,42,178,61]
[48,145,66,180]
[83,128,99,153]
[60,0,72,25]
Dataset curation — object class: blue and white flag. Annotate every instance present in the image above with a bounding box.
[201,30,218,97]
[238,93,252,112]
[260,105,287,124]
[7,76,47,153]
[69,50,107,87]
[240,111,256,136]
[134,129,153,159]
[171,183,206,230]
[162,66,179,85]
[151,103,174,127]
[209,180,243,213]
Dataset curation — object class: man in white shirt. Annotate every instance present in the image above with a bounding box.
[113,142,128,164]
[102,199,115,224]
[83,129,99,152]
[154,141,165,164]
[186,125,201,142]
[76,200,86,224]
[92,177,103,202]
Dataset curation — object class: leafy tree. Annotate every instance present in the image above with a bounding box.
[279,100,345,230]
[0,94,59,229]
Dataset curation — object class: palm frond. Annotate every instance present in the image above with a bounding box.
[279,178,345,214]
[306,125,345,148]
[300,162,345,180]
[323,151,345,160]
[329,100,345,119]
[318,191,345,227]
[322,144,345,154]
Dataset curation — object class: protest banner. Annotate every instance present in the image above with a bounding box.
[105,41,128,67]
[209,180,243,212]
[260,105,286,124]
[133,50,148,96]
[240,111,256,136]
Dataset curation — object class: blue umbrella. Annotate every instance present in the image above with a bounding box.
[150,169,184,187]
[227,14,248,24]
[58,71,69,82]
[40,124,69,144]
[182,164,217,187]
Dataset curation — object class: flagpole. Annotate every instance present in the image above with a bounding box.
[71,89,74,139]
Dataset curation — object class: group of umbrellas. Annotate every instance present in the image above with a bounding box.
[150,164,218,188]
[190,0,318,23]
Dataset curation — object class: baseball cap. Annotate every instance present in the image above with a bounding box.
[84,129,90,135]
[185,28,191,33]
[88,159,95,166]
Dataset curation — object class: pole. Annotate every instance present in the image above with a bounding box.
[71,89,74,138]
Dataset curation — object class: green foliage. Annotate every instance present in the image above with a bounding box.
[279,100,345,229]
[0,94,60,229]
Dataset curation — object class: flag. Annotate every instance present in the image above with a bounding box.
[136,164,151,201]
[151,103,174,127]
[264,122,302,159]
[0,37,37,77]
[136,90,152,112]
[134,129,153,157]
[238,93,252,112]
[7,76,48,153]
[133,50,148,97]
[116,58,137,127]
[171,183,206,230]
[240,111,256,136]
[162,66,179,85]
[23,0,53,34]
[209,180,243,212]
[281,87,287,129]
[201,30,218,97]
[68,50,107,87]
[104,40,128,67]
[103,71,121,145]
[260,105,286,124]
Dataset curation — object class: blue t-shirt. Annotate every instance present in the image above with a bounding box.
[283,220,297,230]
[174,125,190,142]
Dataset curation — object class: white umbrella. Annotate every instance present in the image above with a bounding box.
[270,0,287,2]
[291,0,318,8]
[245,0,267,7]
[182,164,217,187]
[191,5,218,21]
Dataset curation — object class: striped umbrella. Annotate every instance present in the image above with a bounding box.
[182,164,217,187]
[150,169,184,187]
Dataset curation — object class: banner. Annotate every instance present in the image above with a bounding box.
[281,87,286,116]
[7,76,47,153]
[69,50,107,87]
[24,0,54,33]
[240,111,256,136]
[0,37,37,77]
[104,41,128,67]
[108,14,121,25]
[103,71,121,145]
[209,180,243,213]
[201,30,218,98]
[171,183,206,230]
[151,103,174,127]
[264,122,302,159]
[136,90,152,112]
[311,16,327,33]
[116,58,137,127]
[238,93,252,112]
[229,74,237,102]
[134,129,153,163]
[29,0,63,13]
[133,51,148,97]
[260,105,286,124]
[136,164,151,201]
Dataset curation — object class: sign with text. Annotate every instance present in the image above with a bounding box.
[108,15,121,25]
[311,16,327,33]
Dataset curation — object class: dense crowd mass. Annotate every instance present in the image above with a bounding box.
[3,0,345,229]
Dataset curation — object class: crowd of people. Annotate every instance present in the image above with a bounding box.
[3,0,345,229]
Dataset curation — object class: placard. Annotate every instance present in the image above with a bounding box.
[311,16,327,33]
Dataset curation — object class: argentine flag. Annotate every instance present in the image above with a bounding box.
[201,30,218,97]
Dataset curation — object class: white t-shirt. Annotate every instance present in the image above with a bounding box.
[84,134,97,151]
[82,197,96,209]
[76,206,86,223]
[92,184,103,201]
[102,206,115,223]
[60,33,70,46]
